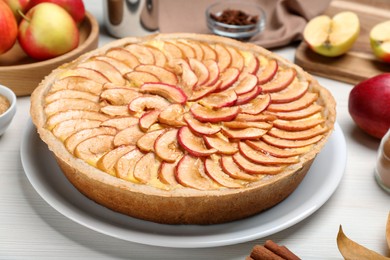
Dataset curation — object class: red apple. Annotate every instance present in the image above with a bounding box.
[26,0,85,23]
[348,73,390,139]
[0,0,18,54]
[3,0,30,22]
[18,2,79,60]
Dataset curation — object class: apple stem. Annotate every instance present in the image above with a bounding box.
[17,9,30,23]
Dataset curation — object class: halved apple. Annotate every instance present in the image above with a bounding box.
[178,126,217,157]
[303,11,360,57]
[199,89,237,108]
[175,155,217,190]
[51,76,103,95]
[370,20,390,63]
[106,47,140,69]
[135,64,178,85]
[190,103,240,123]
[128,95,171,112]
[154,128,183,162]
[158,104,186,127]
[138,109,160,131]
[140,83,187,104]
[113,124,145,146]
[220,155,260,181]
[184,113,221,135]
[204,156,243,188]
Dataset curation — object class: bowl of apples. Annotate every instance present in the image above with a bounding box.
[0,0,99,96]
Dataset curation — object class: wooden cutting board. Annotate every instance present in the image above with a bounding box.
[294,0,390,85]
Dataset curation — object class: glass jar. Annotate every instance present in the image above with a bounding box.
[375,128,390,193]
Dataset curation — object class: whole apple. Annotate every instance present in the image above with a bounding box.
[18,3,79,60]
[370,20,390,63]
[0,0,18,54]
[26,0,85,23]
[348,73,390,139]
[3,0,30,22]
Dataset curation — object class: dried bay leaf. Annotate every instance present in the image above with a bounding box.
[337,225,390,260]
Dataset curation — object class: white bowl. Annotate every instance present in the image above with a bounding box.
[0,85,17,136]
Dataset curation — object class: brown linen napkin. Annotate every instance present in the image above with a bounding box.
[158,0,331,49]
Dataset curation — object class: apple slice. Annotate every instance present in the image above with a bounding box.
[273,113,325,131]
[223,121,273,130]
[190,103,240,123]
[173,40,196,58]
[158,104,186,127]
[256,58,278,84]
[140,83,187,104]
[45,89,99,104]
[268,125,328,140]
[64,126,117,154]
[261,68,296,93]
[245,139,312,158]
[133,152,162,185]
[188,80,221,101]
[154,128,183,162]
[267,92,318,112]
[220,156,260,181]
[184,113,221,135]
[231,73,258,95]
[78,59,126,85]
[303,11,360,57]
[142,44,167,67]
[235,86,262,106]
[124,71,160,87]
[239,94,271,115]
[262,134,324,148]
[199,89,237,108]
[74,135,114,167]
[44,98,100,116]
[135,64,178,85]
[125,44,155,64]
[219,67,240,91]
[175,155,217,190]
[51,76,103,95]
[178,126,217,156]
[189,58,209,86]
[46,110,108,130]
[139,109,160,131]
[173,59,198,90]
[202,59,219,86]
[270,81,308,104]
[100,105,131,117]
[96,145,135,176]
[238,142,299,165]
[113,124,145,146]
[100,116,139,130]
[100,88,141,106]
[242,52,259,75]
[221,127,267,140]
[115,148,144,181]
[52,119,102,141]
[106,47,140,69]
[94,56,133,75]
[214,43,231,72]
[226,46,244,71]
[163,41,183,59]
[232,153,284,175]
[204,156,243,188]
[59,68,109,84]
[184,40,204,60]
[200,42,217,60]
[158,160,180,186]
[370,20,390,63]
[128,95,171,113]
[235,113,277,122]
[203,134,238,155]
[267,103,322,120]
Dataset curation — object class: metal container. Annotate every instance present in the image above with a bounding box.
[103,0,159,38]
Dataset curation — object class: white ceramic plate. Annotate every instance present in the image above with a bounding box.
[21,120,346,248]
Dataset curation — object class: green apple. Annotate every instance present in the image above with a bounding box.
[303,11,360,57]
[0,0,18,54]
[18,2,79,60]
[370,20,390,63]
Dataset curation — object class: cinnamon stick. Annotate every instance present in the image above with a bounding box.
[250,245,285,260]
[264,240,301,260]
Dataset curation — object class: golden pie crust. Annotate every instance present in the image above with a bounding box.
[30,33,336,224]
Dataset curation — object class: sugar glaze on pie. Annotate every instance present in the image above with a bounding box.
[31,33,336,224]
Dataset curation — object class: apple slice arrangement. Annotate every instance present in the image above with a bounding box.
[31,34,336,224]
[35,36,335,191]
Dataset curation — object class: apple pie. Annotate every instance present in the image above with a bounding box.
[30,33,336,224]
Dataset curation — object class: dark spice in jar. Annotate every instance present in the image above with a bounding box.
[210,9,258,26]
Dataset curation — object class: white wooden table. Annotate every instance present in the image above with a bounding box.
[0,1,389,259]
